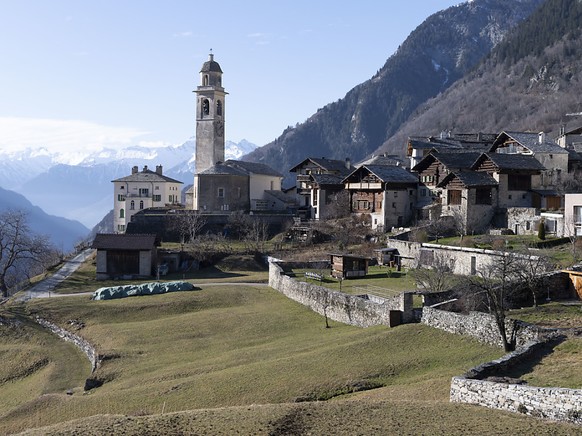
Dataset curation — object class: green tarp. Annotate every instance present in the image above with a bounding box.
[92,281,195,300]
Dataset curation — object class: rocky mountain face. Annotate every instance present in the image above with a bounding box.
[243,0,545,183]
[378,0,582,155]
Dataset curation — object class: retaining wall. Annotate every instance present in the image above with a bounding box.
[36,317,100,372]
[421,307,556,349]
[450,337,582,425]
[268,260,413,327]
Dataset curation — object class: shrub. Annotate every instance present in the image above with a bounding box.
[538,220,546,240]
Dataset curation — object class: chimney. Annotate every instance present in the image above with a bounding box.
[132,166,138,174]
[156,165,163,175]
[538,132,546,144]
[345,158,351,169]
[143,165,148,172]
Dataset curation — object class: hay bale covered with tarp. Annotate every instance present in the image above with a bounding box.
[92,281,195,300]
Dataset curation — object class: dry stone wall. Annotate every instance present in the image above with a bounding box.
[421,307,556,348]
[268,260,413,327]
[450,338,582,425]
[451,377,582,424]
[36,317,99,372]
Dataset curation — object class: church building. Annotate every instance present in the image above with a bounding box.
[192,53,285,213]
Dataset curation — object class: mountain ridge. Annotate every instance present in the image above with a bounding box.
[242,0,545,183]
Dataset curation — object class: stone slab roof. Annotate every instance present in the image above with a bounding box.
[413,151,481,172]
[480,153,546,171]
[494,131,568,154]
[354,165,418,184]
[226,160,283,177]
[113,169,183,184]
[311,173,345,185]
[264,190,298,205]
[199,162,248,176]
[289,157,354,176]
[92,233,159,250]
[438,170,498,188]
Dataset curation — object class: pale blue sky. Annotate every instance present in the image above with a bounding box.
[0,0,463,154]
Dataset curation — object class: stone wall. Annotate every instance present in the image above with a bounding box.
[268,260,413,327]
[451,376,582,424]
[35,317,100,373]
[420,307,556,348]
[450,337,582,425]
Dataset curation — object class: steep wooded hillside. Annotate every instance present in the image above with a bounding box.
[378,0,582,157]
[244,0,544,183]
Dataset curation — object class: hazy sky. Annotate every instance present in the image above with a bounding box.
[0,0,463,154]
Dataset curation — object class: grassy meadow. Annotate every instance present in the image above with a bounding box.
[0,254,580,434]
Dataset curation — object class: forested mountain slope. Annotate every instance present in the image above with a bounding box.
[243,0,544,182]
[378,0,582,158]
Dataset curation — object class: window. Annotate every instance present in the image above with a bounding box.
[130,200,135,210]
[447,190,462,205]
[155,186,159,190]
[202,99,210,115]
[120,186,124,190]
[119,208,125,218]
[475,188,492,205]
[356,200,369,210]
[313,189,318,206]
[420,188,426,197]
[117,194,124,201]
[153,195,161,202]
[139,188,149,197]
[394,191,398,198]
[392,202,396,208]
[203,74,209,86]
[139,200,144,210]
[117,224,125,232]
[217,188,225,198]
[508,174,531,191]
[217,100,222,116]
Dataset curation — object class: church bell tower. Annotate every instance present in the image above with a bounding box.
[194,52,227,174]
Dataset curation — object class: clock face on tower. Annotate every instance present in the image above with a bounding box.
[215,120,224,137]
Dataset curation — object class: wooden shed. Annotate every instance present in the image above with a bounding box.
[92,233,159,280]
[374,248,400,267]
[330,254,369,279]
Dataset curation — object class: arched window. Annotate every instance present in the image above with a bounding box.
[120,208,125,218]
[216,100,222,116]
[202,99,210,116]
[130,200,135,210]
[203,74,209,86]
[139,200,144,210]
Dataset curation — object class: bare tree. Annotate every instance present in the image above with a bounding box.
[173,211,206,247]
[563,216,580,262]
[226,210,252,240]
[412,251,457,293]
[325,191,351,219]
[449,207,467,242]
[244,218,270,253]
[466,252,520,352]
[0,210,53,298]
[422,217,454,243]
[514,248,554,307]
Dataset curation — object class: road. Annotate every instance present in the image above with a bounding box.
[16,248,95,301]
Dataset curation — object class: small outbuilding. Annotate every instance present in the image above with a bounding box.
[374,248,400,267]
[330,253,369,279]
[92,233,160,280]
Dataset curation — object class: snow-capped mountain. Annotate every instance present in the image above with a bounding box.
[0,138,257,227]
